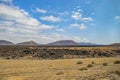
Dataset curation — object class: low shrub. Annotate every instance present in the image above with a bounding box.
[103,63,108,66]
[91,61,95,64]
[78,67,88,71]
[77,61,83,64]
[87,64,93,68]
[56,71,64,75]
[5,57,10,59]
[114,60,120,64]
[88,78,95,80]
[114,70,120,75]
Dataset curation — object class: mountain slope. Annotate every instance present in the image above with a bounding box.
[109,43,120,46]
[17,40,38,46]
[0,40,14,45]
[47,40,78,46]
[78,42,101,46]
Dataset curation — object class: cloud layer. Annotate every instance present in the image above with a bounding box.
[36,8,47,14]
[71,9,93,22]
[0,3,89,43]
[40,15,61,22]
[70,23,87,30]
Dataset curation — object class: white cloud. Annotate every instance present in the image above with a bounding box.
[82,17,93,22]
[71,11,82,20]
[58,11,69,16]
[56,28,64,32]
[36,8,47,14]
[70,23,87,30]
[0,4,40,26]
[114,16,120,20]
[114,16,120,24]
[71,9,93,22]
[73,36,89,42]
[40,15,61,22]
[0,22,54,35]
[0,3,55,36]
[39,24,54,30]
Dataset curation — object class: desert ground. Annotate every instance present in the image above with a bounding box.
[0,46,120,80]
[0,57,120,80]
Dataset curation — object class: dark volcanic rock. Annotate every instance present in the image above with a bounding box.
[0,46,119,59]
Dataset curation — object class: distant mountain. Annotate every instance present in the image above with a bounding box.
[0,39,105,46]
[109,43,120,46]
[47,40,78,46]
[0,40,14,45]
[17,40,38,46]
[78,42,100,46]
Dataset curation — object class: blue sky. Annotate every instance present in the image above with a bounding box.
[0,0,120,44]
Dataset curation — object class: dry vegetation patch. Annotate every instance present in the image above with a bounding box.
[114,60,120,64]
[0,57,120,80]
[102,62,108,66]
[77,61,83,64]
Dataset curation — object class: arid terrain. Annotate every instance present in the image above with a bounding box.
[0,57,120,80]
[0,46,120,80]
[0,0,120,79]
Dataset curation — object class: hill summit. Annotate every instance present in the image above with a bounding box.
[47,40,78,46]
[0,40,14,45]
[17,40,38,46]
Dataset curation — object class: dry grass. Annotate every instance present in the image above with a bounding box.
[0,57,120,80]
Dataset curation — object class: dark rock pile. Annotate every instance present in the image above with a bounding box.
[0,46,119,59]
